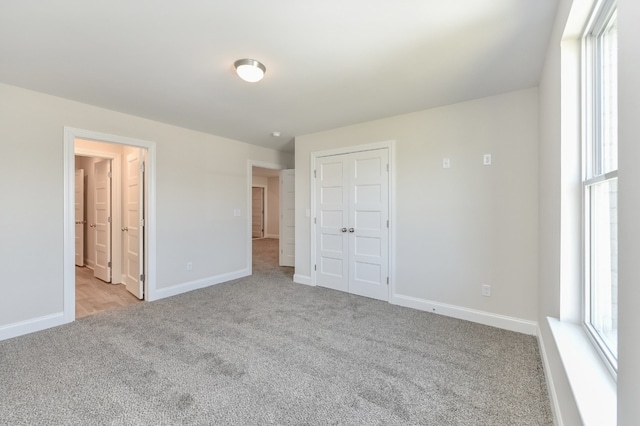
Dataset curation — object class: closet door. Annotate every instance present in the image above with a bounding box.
[315,148,389,301]
[315,155,349,292]
[348,149,389,300]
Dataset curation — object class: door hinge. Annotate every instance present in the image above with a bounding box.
[386,277,389,285]
[140,274,145,283]
[387,219,389,228]
[108,216,112,223]
[314,170,317,178]
[108,171,112,179]
[108,261,112,268]
[386,163,389,172]
[140,162,145,173]
[140,218,145,227]
[314,265,317,271]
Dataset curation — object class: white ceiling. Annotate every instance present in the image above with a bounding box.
[0,1,558,152]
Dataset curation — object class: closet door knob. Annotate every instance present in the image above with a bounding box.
[348,228,355,233]
[341,228,347,233]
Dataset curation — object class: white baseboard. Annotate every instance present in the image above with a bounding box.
[264,234,279,239]
[537,325,563,426]
[293,274,312,286]
[0,312,66,342]
[391,293,537,335]
[151,268,250,301]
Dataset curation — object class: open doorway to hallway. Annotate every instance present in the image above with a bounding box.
[73,138,147,318]
[251,166,281,269]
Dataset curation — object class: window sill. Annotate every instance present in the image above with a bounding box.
[547,317,616,425]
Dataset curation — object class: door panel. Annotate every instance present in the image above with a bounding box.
[252,187,264,238]
[93,159,111,282]
[348,149,389,300]
[315,156,349,292]
[279,169,295,267]
[315,148,389,301]
[124,149,144,299]
[75,169,85,267]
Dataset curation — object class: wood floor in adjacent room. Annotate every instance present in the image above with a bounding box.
[75,266,140,318]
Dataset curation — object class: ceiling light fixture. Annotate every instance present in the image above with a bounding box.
[234,58,266,83]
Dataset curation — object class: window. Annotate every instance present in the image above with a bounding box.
[583,0,618,372]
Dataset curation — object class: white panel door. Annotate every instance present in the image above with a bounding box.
[93,159,111,282]
[315,148,389,301]
[124,150,144,299]
[279,169,295,267]
[74,169,85,267]
[348,149,389,300]
[252,187,264,238]
[315,155,349,292]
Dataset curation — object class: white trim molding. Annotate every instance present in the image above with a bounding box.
[392,293,538,335]
[0,313,65,342]
[293,274,313,286]
[152,269,250,301]
[545,317,617,426]
[537,324,564,426]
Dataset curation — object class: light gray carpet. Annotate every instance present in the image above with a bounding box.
[0,239,552,425]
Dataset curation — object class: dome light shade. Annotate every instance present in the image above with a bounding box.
[234,58,266,83]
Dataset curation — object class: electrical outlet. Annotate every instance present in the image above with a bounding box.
[483,154,492,165]
[442,157,451,169]
[187,262,193,271]
[482,285,491,297]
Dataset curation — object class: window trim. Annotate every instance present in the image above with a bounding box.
[581,0,618,376]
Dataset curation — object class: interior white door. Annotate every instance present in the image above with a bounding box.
[74,168,85,267]
[315,155,349,292]
[315,148,389,301]
[279,169,295,267]
[252,187,264,238]
[347,149,389,300]
[93,159,111,282]
[124,149,144,299]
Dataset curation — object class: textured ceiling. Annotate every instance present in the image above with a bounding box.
[0,0,558,152]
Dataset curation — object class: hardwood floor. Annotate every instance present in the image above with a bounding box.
[75,266,140,318]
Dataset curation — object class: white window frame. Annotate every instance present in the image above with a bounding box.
[581,0,618,375]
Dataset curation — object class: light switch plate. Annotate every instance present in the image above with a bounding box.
[483,154,492,165]
[443,158,451,169]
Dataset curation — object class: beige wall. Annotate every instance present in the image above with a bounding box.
[295,88,540,323]
[617,0,640,422]
[0,82,291,329]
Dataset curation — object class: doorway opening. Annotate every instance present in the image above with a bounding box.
[64,128,157,323]
[251,166,281,272]
[74,141,145,317]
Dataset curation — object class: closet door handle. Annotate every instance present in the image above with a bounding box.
[341,228,347,233]
[121,227,128,232]
[348,228,355,233]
